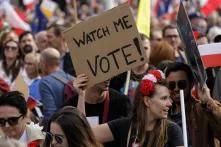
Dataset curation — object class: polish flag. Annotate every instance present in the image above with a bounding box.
[198,43,221,68]
[23,0,34,11]
[200,0,221,16]
[0,1,30,32]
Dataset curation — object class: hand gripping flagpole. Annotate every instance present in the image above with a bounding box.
[180,90,188,147]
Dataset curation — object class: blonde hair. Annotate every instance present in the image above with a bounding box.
[25,52,41,75]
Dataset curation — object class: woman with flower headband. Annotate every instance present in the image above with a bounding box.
[92,70,184,147]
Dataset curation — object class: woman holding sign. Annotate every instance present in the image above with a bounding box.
[91,70,184,147]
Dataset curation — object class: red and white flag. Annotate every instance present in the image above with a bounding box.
[200,0,221,16]
[23,0,34,11]
[0,0,30,33]
[198,43,221,68]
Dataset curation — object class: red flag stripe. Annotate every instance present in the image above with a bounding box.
[201,0,221,16]
[201,54,221,68]
[128,0,133,5]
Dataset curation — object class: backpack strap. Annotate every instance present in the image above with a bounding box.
[51,73,70,84]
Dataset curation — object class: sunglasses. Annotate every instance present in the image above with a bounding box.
[4,46,18,51]
[0,115,23,127]
[46,132,64,145]
[168,80,187,90]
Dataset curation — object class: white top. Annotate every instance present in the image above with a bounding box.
[19,130,28,144]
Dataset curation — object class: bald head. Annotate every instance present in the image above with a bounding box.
[41,48,60,66]
[35,31,48,51]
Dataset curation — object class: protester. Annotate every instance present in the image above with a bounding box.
[0,30,18,59]
[23,52,41,101]
[165,62,221,147]
[43,106,102,147]
[0,91,44,146]
[47,24,76,76]
[70,74,131,147]
[71,77,131,124]
[35,31,48,52]
[39,48,73,125]
[23,53,41,85]
[0,39,23,85]
[92,70,184,147]
[163,24,187,63]
[19,31,38,55]
[189,12,208,34]
[150,28,163,47]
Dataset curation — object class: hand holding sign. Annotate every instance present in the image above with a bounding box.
[64,3,148,87]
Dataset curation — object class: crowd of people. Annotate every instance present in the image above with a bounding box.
[0,0,220,147]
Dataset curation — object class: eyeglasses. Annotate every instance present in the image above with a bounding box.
[165,35,179,39]
[0,115,23,127]
[4,46,18,51]
[168,80,187,90]
[46,132,64,145]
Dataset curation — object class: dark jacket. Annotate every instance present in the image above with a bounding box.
[170,97,221,147]
[63,52,76,77]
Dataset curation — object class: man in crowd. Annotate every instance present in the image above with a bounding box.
[47,24,76,76]
[163,24,186,63]
[19,31,38,55]
[39,48,73,125]
[165,62,221,147]
[35,31,49,52]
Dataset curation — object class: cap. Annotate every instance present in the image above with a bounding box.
[207,26,221,42]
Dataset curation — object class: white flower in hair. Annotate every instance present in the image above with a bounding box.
[142,74,157,83]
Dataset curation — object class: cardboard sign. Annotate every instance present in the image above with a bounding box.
[63,3,147,87]
[12,74,29,100]
[176,2,207,86]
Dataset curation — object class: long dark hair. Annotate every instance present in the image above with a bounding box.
[2,39,23,82]
[43,106,102,147]
[130,80,168,147]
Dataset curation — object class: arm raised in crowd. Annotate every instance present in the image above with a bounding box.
[73,74,89,115]
[198,85,221,139]
[198,85,221,123]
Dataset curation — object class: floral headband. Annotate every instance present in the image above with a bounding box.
[140,70,165,96]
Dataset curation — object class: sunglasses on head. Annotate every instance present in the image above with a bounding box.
[46,132,64,145]
[168,80,187,90]
[0,115,23,127]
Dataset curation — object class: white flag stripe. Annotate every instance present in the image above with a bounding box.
[23,0,34,5]
[1,1,31,30]
[198,43,221,56]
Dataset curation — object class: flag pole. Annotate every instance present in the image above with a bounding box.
[124,70,131,95]
[180,90,188,147]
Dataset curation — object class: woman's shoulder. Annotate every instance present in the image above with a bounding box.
[108,117,131,128]
[166,120,184,146]
[108,117,131,136]
[167,120,182,133]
